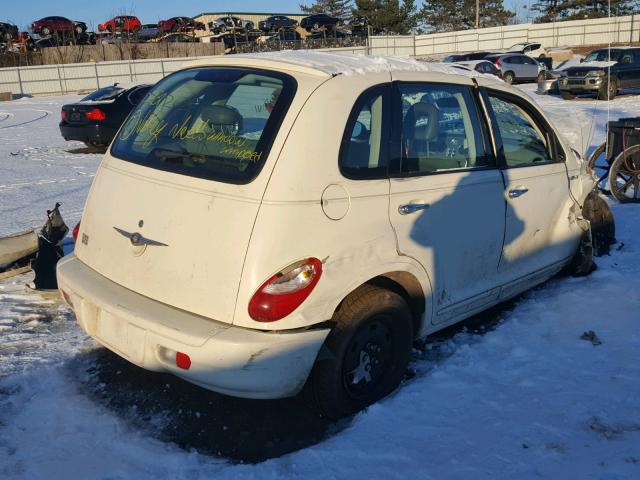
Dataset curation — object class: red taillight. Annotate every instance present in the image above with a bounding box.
[248,258,323,322]
[176,352,191,370]
[85,108,106,121]
[494,59,501,68]
[72,221,80,242]
[61,110,67,121]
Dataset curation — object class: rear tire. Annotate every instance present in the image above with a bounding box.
[310,285,413,420]
[503,71,515,84]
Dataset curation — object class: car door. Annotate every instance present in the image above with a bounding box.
[482,88,578,288]
[388,76,506,324]
[520,56,539,80]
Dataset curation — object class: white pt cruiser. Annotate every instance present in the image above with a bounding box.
[58,52,607,419]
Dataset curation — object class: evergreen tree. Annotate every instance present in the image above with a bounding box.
[354,0,418,34]
[531,0,638,23]
[420,0,515,33]
[300,0,355,19]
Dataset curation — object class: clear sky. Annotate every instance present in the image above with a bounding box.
[3,0,532,31]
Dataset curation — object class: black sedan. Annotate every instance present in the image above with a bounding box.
[300,14,340,31]
[59,83,151,150]
[258,16,298,32]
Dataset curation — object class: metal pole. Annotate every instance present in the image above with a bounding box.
[16,67,24,96]
[476,0,480,30]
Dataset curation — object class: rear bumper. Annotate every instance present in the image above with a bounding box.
[59,122,117,145]
[57,254,330,399]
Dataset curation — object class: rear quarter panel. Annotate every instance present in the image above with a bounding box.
[234,72,432,331]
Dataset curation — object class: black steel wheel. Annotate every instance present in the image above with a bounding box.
[609,144,640,203]
[310,285,413,419]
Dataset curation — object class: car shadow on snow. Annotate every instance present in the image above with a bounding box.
[68,291,530,464]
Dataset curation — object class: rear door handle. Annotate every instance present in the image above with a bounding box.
[398,203,430,215]
[508,187,529,199]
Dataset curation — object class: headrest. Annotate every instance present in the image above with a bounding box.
[200,105,242,134]
[405,102,438,142]
[436,96,459,109]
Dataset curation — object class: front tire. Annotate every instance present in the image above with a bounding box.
[598,77,617,100]
[310,285,413,419]
[582,190,616,256]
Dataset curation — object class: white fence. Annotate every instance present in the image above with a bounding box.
[414,14,639,56]
[0,56,213,96]
[1,14,638,96]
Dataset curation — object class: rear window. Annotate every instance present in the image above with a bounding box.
[111,67,296,184]
[82,86,124,101]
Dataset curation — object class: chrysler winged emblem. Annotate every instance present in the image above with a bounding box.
[113,227,168,247]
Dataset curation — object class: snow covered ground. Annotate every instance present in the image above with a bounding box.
[1,87,639,479]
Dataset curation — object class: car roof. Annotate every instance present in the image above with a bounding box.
[182,51,498,79]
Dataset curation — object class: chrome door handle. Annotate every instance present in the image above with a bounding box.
[398,203,430,215]
[508,188,529,198]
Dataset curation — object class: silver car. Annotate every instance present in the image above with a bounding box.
[485,53,545,84]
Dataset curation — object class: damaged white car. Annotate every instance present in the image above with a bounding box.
[57,52,613,419]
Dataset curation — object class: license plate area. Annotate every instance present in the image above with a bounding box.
[70,112,82,121]
[97,310,146,364]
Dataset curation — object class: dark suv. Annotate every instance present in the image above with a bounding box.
[557,47,640,100]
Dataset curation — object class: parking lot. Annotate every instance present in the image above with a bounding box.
[0,84,639,478]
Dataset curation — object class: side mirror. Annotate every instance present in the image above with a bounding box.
[621,56,632,64]
[580,58,584,63]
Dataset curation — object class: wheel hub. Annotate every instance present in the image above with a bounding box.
[343,321,393,397]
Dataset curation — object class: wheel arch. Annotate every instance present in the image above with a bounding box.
[333,270,428,339]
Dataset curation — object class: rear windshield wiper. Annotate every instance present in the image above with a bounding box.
[152,147,248,170]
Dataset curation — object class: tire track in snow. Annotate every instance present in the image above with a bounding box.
[0,109,50,129]
[0,174,95,191]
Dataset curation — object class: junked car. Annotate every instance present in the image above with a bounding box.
[57,52,611,419]
[59,83,152,150]
[485,53,545,84]
[557,47,640,100]
[454,60,502,78]
[508,42,547,58]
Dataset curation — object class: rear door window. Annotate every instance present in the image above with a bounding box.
[340,85,390,179]
[111,67,296,184]
[398,83,491,174]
